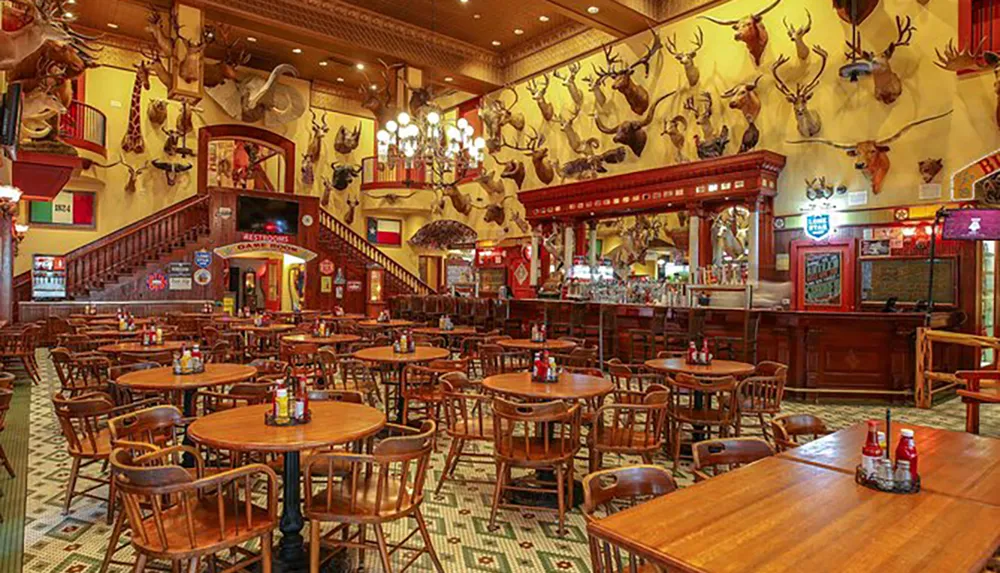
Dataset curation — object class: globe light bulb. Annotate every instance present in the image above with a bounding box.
[385,120,398,133]
[427,111,440,125]
[457,117,469,130]
[474,137,486,149]
[376,130,389,143]
[398,112,411,126]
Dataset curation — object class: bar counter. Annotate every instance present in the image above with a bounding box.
[508,298,968,402]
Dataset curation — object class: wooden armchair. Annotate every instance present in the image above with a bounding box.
[480,344,530,377]
[0,389,13,478]
[0,328,40,383]
[199,382,275,414]
[307,389,364,403]
[735,361,788,440]
[205,340,234,364]
[588,388,669,472]
[120,350,174,366]
[436,373,494,494]
[583,465,677,573]
[304,422,442,573]
[490,399,581,535]
[316,350,380,406]
[666,373,739,471]
[608,362,664,395]
[51,348,112,396]
[108,362,161,406]
[400,366,446,443]
[111,447,278,573]
[956,370,1000,434]
[771,414,830,452]
[0,371,13,390]
[692,437,774,481]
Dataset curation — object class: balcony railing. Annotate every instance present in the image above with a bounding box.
[359,156,481,191]
[59,100,107,158]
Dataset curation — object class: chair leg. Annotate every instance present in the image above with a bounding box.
[488,461,507,531]
[186,557,200,573]
[309,521,320,573]
[373,523,394,573]
[106,469,116,525]
[415,509,444,573]
[132,553,147,573]
[0,444,14,478]
[435,439,460,494]
[261,531,272,573]
[63,457,81,515]
[555,465,566,536]
[966,401,981,434]
[671,426,682,472]
[100,506,127,573]
[358,524,368,571]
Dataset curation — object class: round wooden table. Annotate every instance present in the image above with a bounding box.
[70,313,118,320]
[176,312,226,319]
[483,371,613,401]
[232,323,297,333]
[115,363,258,416]
[188,401,386,570]
[89,317,156,327]
[354,345,451,421]
[83,330,141,338]
[356,319,416,328]
[281,333,361,346]
[498,339,577,352]
[643,358,756,378]
[98,341,187,354]
[412,326,478,337]
[319,313,366,321]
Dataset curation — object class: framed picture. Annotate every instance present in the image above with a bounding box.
[366,217,402,246]
[28,190,96,229]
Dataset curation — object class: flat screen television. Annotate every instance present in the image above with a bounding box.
[237,196,299,236]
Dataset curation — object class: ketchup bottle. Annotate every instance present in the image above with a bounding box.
[861,420,883,477]
[895,428,918,481]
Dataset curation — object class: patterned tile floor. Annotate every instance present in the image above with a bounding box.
[5,350,999,573]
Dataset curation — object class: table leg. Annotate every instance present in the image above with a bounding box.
[275,451,308,572]
[181,389,197,467]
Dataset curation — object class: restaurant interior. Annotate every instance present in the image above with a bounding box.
[0,0,998,571]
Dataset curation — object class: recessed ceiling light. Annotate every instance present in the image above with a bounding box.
[65,0,75,4]
[473,13,481,19]
[539,15,549,22]
[63,11,74,19]
[336,77,344,82]
[292,48,302,54]
[459,0,468,3]
[587,6,600,14]
[107,22,119,29]
[444,76,454,82]
[319,61,328,66]
[247,36,258,42]
[356,63,365,70]
[491,40,501,46]
[370,84,378,90]
[514,28,524,35]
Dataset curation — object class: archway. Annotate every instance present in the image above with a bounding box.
[198,124,297,194]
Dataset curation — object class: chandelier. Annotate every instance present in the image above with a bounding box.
[375,108,486,185]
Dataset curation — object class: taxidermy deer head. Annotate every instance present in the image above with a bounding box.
[502,128,555,185]
[480,86,524,153]
[526,74,554,122]
[476,169,506,198]
[700,0,782,66]
[684,92,716,139]
[583,73,609,110]
[919,158,943,184]
[0,0,87,71]
[499,158,526,190]
[722,76,762,153]
[330,163,362,191]
[401,77,435,114]
[804,176,847,202]
[344,195,360,224]
[592,29,663,115]
[665,27,704,87]
[439,184,473,215]
[595,91,675,158]
[203,25,250,88]
[305,109,329,164]
[553,62,584,108]
[935,40,999,129]
[178,28,210,84]
[148,99,167,126]
[334,123,362,155]
[301,154,315,186]
[788,110,952,195]
[771,45,827,138]
[556,104,599,156]
[559,146,628,181]
[360,60,403,125]
[783,10,812,61]
[844,16,915,105]
[661,115,688,163]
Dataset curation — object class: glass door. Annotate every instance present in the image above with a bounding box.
[981,241,996,367]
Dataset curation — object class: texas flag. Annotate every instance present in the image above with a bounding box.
[30,192,94,226]
[367,217,401,245]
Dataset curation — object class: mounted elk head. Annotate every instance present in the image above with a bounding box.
[498,158,526,190]
[203,26,250,88]
[330,163,362,191]
[788,110,952,194]
[683,92,716,139]
[935,40,998,128]
[178,28,210,84]
[661,115,688,163]
[401,77,435,115]
[553,62,584,108]
[479,86,524,153]
[784,10,812,61]
[666,27,704,87]
[592,29,663,115]
[771,45,827,138]
[360,60,403,125]
[844,15,915,105]
[526,74,554,122]
[334,123,362,155]
[556,104,599,156]
[147,99,167,126]
[595,91,675,158]
[583,73,610,110]
[475,169,506,198]
[305,109,329,164]
[0,0,88,71]
[503,128,555,185]
[700,0,782,66]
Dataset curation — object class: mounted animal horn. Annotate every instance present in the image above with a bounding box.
[594,91,676,158]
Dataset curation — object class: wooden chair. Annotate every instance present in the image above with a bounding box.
[588,387,669,472]
[316,350,380,406]
[771,414,830,452]
[656,350,687,360]
[56,333,100,354]
[51,348,112,396]
[436,373,495,494]
[304,422,443,573]
[0,372,13,390]
[108,362,161,407]
[400,365,446,442]
[554,346,599,369]
[956,370,1000,434]
[120,350,174,366]
[692,437,774,481]
[490,398,581,535]
[199,382,275,414]
[666,373,739,471]
[426,358,470,378]
[480,344,530,377]
[307,389,364,403]
[200,325,221,346]
[205,340,234,363]
[0,327,41,384]
[111,447,278,573]
[0,389,14,478]
[735,361,787,441]
[52,391,157,523]
[608,362,663,395]
[583,465,678,573]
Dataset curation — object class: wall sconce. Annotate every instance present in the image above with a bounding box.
[12,223,28,257]
[0,186,22,216]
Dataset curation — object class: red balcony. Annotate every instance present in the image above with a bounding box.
[359,156,481,191]
[59,100,107,158]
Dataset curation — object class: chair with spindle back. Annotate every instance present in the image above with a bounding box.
[316,350,380,405]
[666,373,739,471]
[480,344,531,377]
[692,437,774,481]
[554,346,599,369]
[205,340,234,363]
[0,389,14,479]
[0,327,40,384]
[200,325,221,346]
[490,399,582,535]
[770,414,830,452]
[304,422,443,573]
[110,447,278,573]
[436,373,495,494]
[51,348,112,396]
[199,382,276,414]
[607,362,664,395]
[283,342,320,380]
[656,350,687,360]
[307,389,364,403]
[120,351,175,366]
[0,371,13,390]
[427,357,470,378]
[582,465,678,573]
[400,366,446,442]
[736,361,788,440]
[588,387,669,472]
[108,362,162,406]
[57,333,100,354]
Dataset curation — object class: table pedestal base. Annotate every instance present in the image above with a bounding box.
[505,471,583,510]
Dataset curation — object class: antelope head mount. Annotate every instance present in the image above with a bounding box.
[788,110,952,195]
[502,128,555,185]
[592,29,663,115]
[844,15,916,105]
[665,27,704,87]
[526,74,554,122]
[783,9,813,61]
[700,0,782,67]
[498,158,526,190]
[305,109,329,164]
[661,114,688,163]
[122,157,150,194]
[553,62,584,108]
[557,104,599,156]
[344,195,360,224]
[595,91,675,158]
[334,123,362,155]
[771,45,828,138]
[475,169,506,198]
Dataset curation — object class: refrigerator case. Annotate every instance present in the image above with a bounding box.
[32,255,67,300]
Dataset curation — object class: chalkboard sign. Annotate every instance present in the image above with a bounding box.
[860,258,956,305]
[803,252,843,306]
[479,268,507,294]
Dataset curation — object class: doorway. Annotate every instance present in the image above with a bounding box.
[226,254,307,312]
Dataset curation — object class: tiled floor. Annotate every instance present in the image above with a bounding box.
[3,350,998,572]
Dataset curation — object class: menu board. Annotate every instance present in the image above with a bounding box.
[803,252,843,306]
[860,258,956,305]
[479,267,507,294]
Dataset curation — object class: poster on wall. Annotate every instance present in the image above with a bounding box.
[147,272,167,291]
[29,191,95,228]
[366,217,402,246]
[168,262,193,291]
[803,252,842,306]
[194,250,212,269]
[194,268,212,286]
[319,259,335,276]
[320,276,332,293]
[347,280,363,292]
[860,239,891,257]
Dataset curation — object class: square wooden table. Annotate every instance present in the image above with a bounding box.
[779,422,1000,506]
[587,457,1000,573]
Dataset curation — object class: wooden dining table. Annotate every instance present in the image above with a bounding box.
[643,357,756,378]
[411,326,478,337]
[69,313,118,321]
[280,333,361,347]
[231,323,298,333]
[483,371,613,401]
[188,401,386,571]
[779,421,1000,506]
[354,345,451,420]
[319,313,366,321]
[97,340,187,354]
[88,317,156,327]
[356,319,416,328]
[587,456,1000,573]
[115,363,258,417]
[498,338,577,352]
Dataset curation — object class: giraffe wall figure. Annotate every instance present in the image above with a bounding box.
[121,61,151,154]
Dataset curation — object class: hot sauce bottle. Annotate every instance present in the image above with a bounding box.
[895,428,918,481]
[861,420,883,477]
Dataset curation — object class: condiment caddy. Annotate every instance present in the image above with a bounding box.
[140,325,165,347]
[531,351,559,383]
[172,344,206,375]
[117,308,137,332]
[855,411,921,494]
[376,310,392,323]
[265,376,311,426]
[201,302,214,314]
[438,315,455,331]
[686,339,713,366]
[393,330,416,354]
[312,319,331,338]
[530,324,547,343]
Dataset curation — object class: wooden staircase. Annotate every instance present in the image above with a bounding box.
[317,210,434,297]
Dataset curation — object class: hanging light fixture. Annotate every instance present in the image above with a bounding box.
[839,0,873,81]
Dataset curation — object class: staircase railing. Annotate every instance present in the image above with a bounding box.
[318,210,434,296]
[13,194,211,301]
